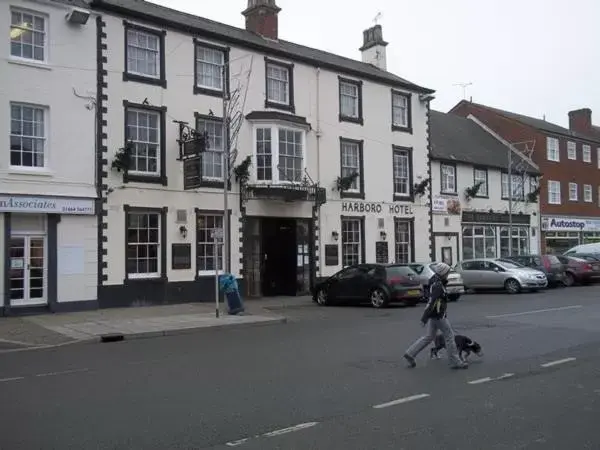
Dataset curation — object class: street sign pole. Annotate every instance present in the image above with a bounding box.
[211,228,224,318]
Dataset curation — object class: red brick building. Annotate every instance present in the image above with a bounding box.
[450,101,600,253]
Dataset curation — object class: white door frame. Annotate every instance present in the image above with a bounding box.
[9,234,48,307]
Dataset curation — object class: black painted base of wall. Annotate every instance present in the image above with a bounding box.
[1,300,99,317]
[98,277,246,309]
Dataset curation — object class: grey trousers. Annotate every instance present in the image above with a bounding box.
[405,318,463,366]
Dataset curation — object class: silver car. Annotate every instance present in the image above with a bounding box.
[455,258,547,294]
[395,262,465,301]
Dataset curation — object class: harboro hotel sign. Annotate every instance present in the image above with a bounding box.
[341,201,413,215]
[0,195,95,215]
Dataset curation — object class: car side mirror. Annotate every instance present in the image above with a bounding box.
[494,267,500,272]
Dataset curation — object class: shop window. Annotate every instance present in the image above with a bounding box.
[462,225,496,259]
[500,226,529,256]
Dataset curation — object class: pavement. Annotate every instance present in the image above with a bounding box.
[0,297,301,352]
[1,285,600,449]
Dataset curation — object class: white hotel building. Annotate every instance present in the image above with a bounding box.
[0,0,98,315]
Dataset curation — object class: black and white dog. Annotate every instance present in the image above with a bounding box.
[430,334,483,362]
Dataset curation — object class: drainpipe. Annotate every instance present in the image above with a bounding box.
[316,67,322,278]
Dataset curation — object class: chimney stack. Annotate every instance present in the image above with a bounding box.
[568,108,592,133]
[359,24,388,70]
[242,0,281,40]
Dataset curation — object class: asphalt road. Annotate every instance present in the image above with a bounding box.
[1,286,600,449]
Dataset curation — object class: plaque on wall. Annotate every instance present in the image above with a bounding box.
[325,244,339,266]
[172,243,192,270]
[375,241,389,264]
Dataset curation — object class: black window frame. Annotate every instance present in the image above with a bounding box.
[392,145,414,201]
[338,76,363,125]
[123,205,168,283]
[122,100,168,186]
[264,57,295,113]
[339,137,365,200]
[440,162,457,195]
[193,39,230,98]
[122,20,167,88]
[472,166,489,198]
[391,89,412,133]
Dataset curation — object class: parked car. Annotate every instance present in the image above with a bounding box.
[500,254,565,287]
[312,264,423,308]
[455,258,547,294]
[569,253,600,261]
[556,255,600,286]
[564,243,600,256]
[396,262,465,302]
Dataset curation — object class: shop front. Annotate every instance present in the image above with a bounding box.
[541,216,600,254]
[460,211,535,260]
[0,194,97,315]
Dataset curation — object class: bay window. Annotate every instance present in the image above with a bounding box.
[253,126,305,183]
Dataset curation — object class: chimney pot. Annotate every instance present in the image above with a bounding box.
[242,0,281,40]
[359,24,388,70]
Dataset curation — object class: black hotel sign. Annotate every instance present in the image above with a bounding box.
[341,201,413,215]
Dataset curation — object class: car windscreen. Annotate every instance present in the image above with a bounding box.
[386,266,416,277]
[496,260,523,269]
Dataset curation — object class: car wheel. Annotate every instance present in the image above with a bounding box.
[448,294,460,302]
[370,288,389,308]
[316,289,329,306]
[564,272,575,287]
[504,278,521,294]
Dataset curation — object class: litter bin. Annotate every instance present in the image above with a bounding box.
[219,273,245,315]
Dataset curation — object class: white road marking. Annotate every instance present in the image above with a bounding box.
[495,373,515,380]
[373,393,430,409]
[263,422,319,437]
[226,438,251,447]
[486,305,582,319]
[0,377,25,383]
[468,377,493,385]
[541,357,576,368]
[35,368,89,377]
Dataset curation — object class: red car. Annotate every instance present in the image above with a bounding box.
[557,255,600,286]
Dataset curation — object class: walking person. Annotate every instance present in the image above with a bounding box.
[403,262,468,369]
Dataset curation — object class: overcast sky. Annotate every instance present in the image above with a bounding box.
[151,0,598,128]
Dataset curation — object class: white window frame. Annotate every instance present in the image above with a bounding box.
[567,141,576,160]
[341,217,362,267]
[196,117,224,180]
[569,182,578,201]
[266,62,290,105]
[582,144,591,163]
[339,80,360,119]
[441,164,456,193]
[9,102,48,171]
[251,124,306,184]
[125,211,161,279]
[340,140,361,192]
[501,173,524,200]
[473,168,488,196]
[195,44,225,91]
[394,219,412,263]
[548,180,561,205]
[125,107,161,176]
[546,137,559,162]
[392,91,410,128]
[196,213,224,276]
[393,148,411,197]
[10,8,47,63]
[584,184,592,203]
[125,27,161,79]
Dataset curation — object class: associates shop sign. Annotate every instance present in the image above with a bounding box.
[0,195,95,215]
[541,216,600,232]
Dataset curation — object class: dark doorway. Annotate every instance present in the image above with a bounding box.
[261,217,297,296]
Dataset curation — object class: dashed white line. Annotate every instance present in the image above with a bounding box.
[495,373,515,380]
[35,368,90,377]
[541,357,576,368]
[468,377,493,385]
[226,438,251,447]
[0,377,25,383]
[373,393,430,409]
[486,305,582,319]
[263,422,319,437]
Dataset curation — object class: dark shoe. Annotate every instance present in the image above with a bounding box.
[451,361,468,370]
[404,354,416,368]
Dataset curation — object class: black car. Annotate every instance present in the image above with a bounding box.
[312,264,423,308]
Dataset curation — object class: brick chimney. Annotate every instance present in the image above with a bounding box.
[242,0,281,40]
[568,108,592,133]
[359,24,388,70]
